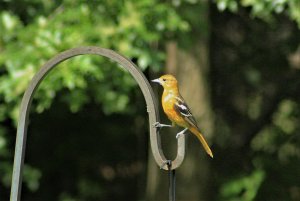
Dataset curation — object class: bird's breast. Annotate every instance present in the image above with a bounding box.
[162,92,186,127]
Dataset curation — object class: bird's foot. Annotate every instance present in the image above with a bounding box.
[176,128,188,139]
[153,122,172,129]
[176,133,184,139]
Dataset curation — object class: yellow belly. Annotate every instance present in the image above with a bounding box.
[162,101,187,128]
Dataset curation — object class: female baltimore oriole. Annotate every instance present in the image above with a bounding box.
[152,74,213,158]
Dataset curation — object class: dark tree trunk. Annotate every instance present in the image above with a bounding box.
[146,19,214,201]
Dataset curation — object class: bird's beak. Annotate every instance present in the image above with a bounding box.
[151,78,161,85]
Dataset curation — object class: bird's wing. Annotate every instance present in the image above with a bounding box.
[173,96,199,129]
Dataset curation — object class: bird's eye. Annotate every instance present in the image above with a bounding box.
[162,79,166,81]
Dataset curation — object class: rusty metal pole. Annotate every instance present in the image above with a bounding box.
[10,47,185,201]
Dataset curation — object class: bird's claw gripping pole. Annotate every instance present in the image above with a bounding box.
[10,47,185,201]
[153,122,172,129]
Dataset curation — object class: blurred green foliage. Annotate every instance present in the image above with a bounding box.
[216,0,300,27]
[0,0,189,200]
[221,169,265,201]
[0,0,189,121]
[211,1,300,200]
[0,0,300,200]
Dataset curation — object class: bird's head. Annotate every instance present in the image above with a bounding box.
[151,74,178,90]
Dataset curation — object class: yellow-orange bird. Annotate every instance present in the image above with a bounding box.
[152,74,213,158]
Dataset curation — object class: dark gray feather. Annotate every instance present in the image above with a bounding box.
[173,96,199,129]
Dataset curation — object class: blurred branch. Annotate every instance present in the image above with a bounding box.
[48,4,64,20]
[288,46,300,69]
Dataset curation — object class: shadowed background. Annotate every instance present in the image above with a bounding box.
[0,0,300,201]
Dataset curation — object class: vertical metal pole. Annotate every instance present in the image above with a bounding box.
[167,162,176,201]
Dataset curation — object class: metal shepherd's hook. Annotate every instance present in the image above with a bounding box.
[10,47,185,201]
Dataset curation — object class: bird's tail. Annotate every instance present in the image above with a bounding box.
[189,126,213,158]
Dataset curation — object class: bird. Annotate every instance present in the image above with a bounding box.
[152,74,213,158]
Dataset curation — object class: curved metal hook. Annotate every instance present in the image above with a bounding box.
[10,46,185,201]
